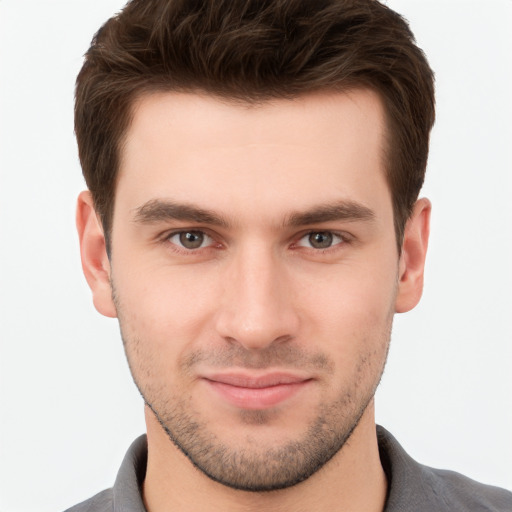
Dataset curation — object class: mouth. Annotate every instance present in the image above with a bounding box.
[202,372,313,410]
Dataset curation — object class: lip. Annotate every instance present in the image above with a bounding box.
[202,372,312,410]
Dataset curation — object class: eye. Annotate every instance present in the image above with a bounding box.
[167,230,213,250]
[296,231,345,249]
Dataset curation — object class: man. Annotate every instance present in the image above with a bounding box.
[67,0,512,510]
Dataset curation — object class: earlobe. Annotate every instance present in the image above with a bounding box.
[395,198,431,313]
[76,191,117,318]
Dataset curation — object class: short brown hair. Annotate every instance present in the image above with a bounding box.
[75,0,435,250]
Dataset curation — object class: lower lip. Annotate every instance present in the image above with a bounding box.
[205,380,309,410]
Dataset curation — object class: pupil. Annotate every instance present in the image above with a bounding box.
[180,231,204,249]
[309,232,333,249]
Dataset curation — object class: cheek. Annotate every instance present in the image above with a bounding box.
[117,258,218,320]
[304,260,396,321]
[297,261,397,361]
[113,265,223,368]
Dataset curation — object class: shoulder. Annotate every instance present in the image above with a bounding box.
[62,435,147,512]
[377,426,512,511]
[63,488,113,512]
[421,465,512,511]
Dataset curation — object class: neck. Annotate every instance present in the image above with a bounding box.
[142,402,387,512]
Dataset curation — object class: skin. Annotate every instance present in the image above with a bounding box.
[77,89,430,512]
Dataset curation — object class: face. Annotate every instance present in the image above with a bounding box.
[81,90,425,491]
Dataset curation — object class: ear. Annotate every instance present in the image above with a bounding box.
[76,191,117,318]
[395,198,431,313]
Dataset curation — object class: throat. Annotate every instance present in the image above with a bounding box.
[142,403,387,512]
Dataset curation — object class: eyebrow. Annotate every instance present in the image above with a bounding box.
[133,199,230,227]
[132,198,375,228]
[284,200,375,226]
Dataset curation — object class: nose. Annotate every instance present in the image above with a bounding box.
[215,244,299,351]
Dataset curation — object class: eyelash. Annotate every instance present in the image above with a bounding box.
[161,229,352,255]
[162,230,220,255]
[293,231,349,252]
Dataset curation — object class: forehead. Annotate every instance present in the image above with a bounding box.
[117,90,391,224]
[124,89,386,157]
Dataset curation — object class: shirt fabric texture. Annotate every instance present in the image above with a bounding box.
[64,426,512,512]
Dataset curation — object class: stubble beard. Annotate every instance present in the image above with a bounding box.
[112,276,393,492]
[120,334,390,492]
[145,381,378,492]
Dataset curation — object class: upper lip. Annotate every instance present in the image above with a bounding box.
[203,372,311,389]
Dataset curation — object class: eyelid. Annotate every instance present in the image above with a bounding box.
[161,228,220,252]
[158,227,352,253]
[293,230,352,250]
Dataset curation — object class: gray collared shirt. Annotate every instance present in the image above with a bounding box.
[64,426,512,511]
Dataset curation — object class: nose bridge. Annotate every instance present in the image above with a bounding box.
[216,240,297,349]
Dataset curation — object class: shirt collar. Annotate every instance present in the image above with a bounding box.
[112,435,148,512]
[110,426,441,511]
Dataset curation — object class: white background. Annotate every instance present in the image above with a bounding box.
[0,1,511,510]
